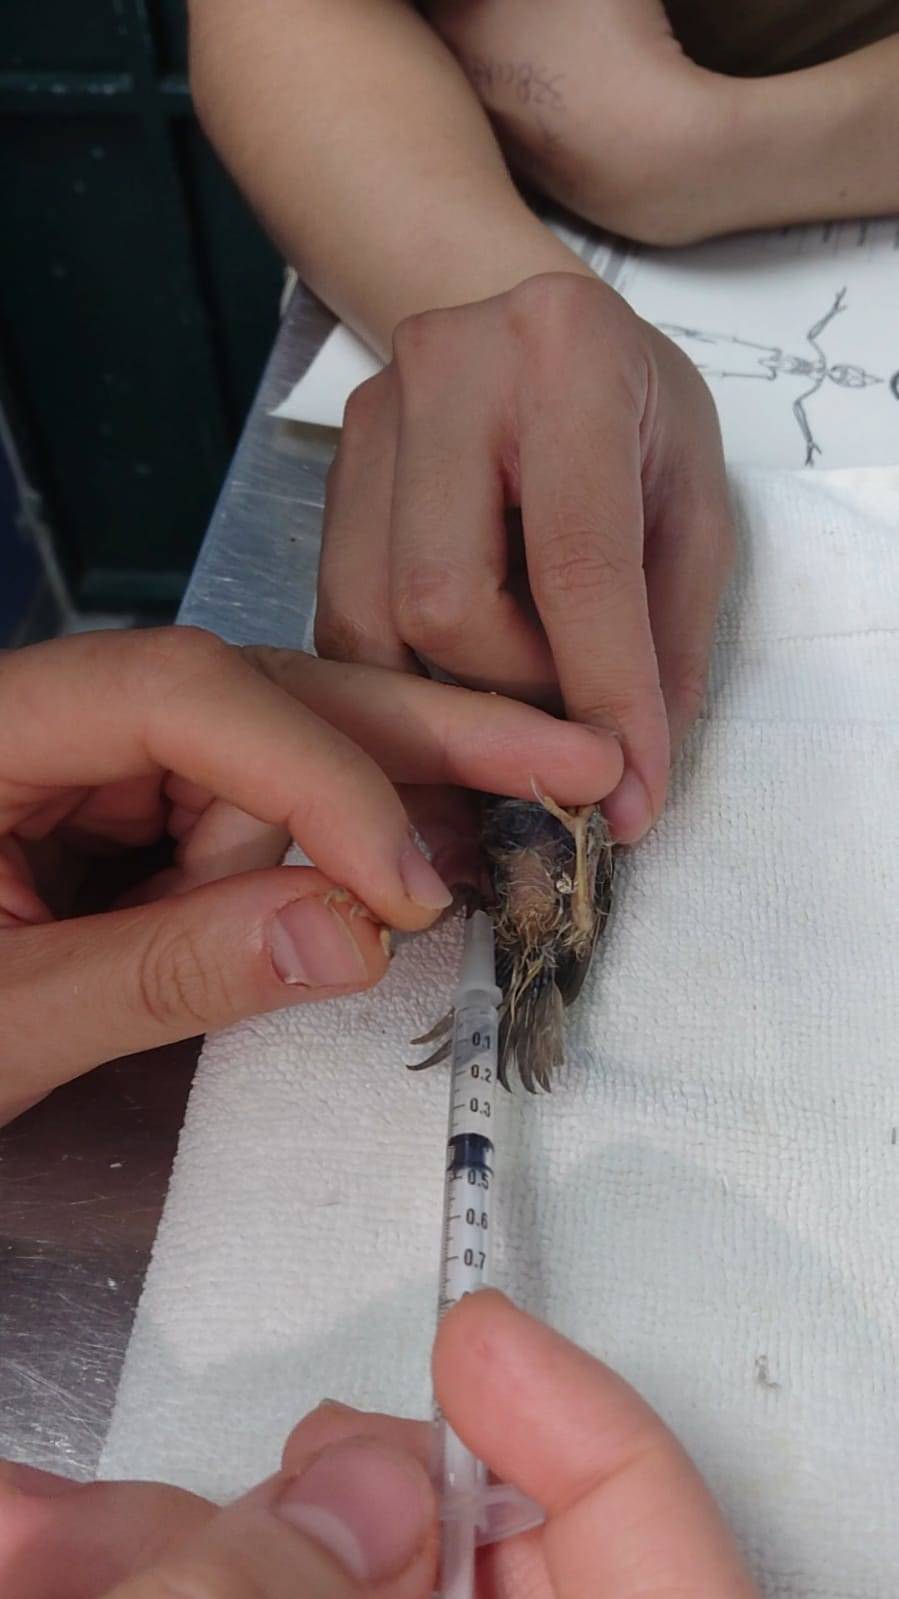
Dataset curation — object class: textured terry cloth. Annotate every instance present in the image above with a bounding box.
[101,468,899,1599]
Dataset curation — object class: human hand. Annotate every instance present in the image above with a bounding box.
[316,272,733,844]
[0,628,620,1117]
[0,1292,759,1597]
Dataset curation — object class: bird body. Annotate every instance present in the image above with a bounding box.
[409,795,615,1092]
[484,796,615,1091]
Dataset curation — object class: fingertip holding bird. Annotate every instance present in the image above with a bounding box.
[269,897,371,987]
[398,839,454,911]
[573,721,627,792]
[528,723,625,808]
[601,768,654,843]
[268,892,391,992]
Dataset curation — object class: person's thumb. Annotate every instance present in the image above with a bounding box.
[105,1438,437,1599]
[1,865,389,1110]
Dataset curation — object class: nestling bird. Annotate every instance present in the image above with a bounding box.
[409,794,615,1093]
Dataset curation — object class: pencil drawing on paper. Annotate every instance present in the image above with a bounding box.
[658,288,886,466]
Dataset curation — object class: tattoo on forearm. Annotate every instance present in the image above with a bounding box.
[462,53,565,112]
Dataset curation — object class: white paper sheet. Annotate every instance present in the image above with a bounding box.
[616,218,899,470]
[272,322,380,429]
[273,216,899,468]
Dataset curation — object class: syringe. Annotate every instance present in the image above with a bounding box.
[434,910,544,1599]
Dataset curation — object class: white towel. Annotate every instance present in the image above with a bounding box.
[101,468,899,1599]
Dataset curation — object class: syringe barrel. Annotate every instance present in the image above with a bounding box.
[433,907,546,1597]
[457,910,502,1006]
[433,909,501,1599]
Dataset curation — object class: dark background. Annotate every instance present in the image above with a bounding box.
[0,0,282,622]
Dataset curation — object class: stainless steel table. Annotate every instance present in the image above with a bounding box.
[0,285,336,1479]
[179,287,337,649]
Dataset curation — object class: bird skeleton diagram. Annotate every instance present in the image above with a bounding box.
[659,288,893,466]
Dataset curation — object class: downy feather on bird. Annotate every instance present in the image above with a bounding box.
[409,793,615,1093]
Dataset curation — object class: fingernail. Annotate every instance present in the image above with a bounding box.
[602,769,653,842]
[399,840,453,910]
[269,899,369,987]
[276,1439,434,1581]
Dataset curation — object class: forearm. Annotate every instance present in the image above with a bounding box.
[716,36,899,234]
[188,0,587,355]
[426,0,899,245]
